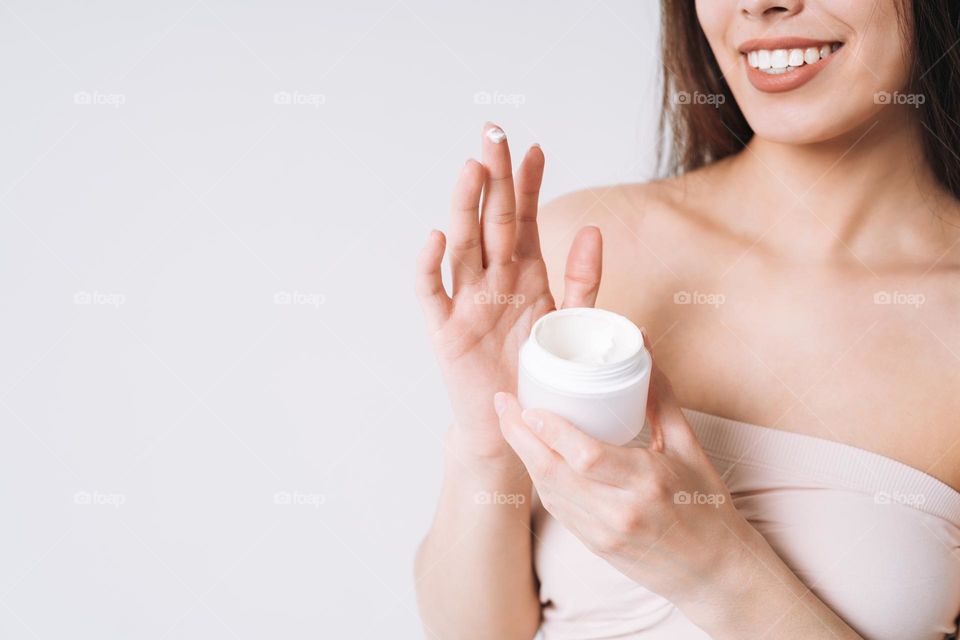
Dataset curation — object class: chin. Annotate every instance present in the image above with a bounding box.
[714,32,913,148]
[726,57,903,147]
[741,100,886,146]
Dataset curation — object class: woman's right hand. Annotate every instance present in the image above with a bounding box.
[415,123,604,462]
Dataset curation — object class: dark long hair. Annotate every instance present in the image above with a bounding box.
[658,0,960,199]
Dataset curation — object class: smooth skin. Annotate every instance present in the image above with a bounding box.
[414,124,881,640]
[413,130,602,639]
[414,1,960,638]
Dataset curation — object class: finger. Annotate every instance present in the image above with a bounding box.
[415,230,452,332]
[513,144,545,260]
[448,159,486,289]
[642,331,697,454]
[561,226,603,308]
[494,391,563,483]
[497,393,610,520]
[533,477,606,540]
[520,407,639,485]
[480,123,517,267]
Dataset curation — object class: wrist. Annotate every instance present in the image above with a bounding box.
[443,426,531,488]
[677,517,811,638]
[671,517,768,630]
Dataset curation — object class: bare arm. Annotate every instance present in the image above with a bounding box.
[413,124,603,639]
[492,342,863,640]
[681,518,863,639]
[414,434,538,640]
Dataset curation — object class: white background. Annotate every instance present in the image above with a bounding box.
[0,1,661,637]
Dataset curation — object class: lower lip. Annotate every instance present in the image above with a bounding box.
[745,46,842,93]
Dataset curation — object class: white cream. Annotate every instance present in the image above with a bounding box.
[534,310,638,365]
[485,127,506,144]
[518,308,651,445]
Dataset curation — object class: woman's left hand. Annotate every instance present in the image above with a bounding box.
[493,334,756,609]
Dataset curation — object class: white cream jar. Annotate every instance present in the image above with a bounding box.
[517,308,651,445]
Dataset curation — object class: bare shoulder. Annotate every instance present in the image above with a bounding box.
[535,168,726,315]
[536,159,737,255]
[538,175,692,248]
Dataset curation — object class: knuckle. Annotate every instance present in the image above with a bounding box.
[517,183,541,197]
[572,446,603,474]
[531,457,556,482]
[610,507,642,535]
[593,527,626,554]
[639,478,669,503]
[451,235,482,253]
[565,269,598,288]
[486,209,517,226]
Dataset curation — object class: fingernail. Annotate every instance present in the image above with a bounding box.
[493,392,507,416]
[530,142,541,149]
[485,127,506,144]
[521,409,543,432]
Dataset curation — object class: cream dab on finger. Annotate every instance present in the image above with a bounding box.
[485,127,507,144]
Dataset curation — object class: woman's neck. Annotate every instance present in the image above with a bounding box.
[717,109,960,266]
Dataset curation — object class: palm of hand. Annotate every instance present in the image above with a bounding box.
[416,124,602,458]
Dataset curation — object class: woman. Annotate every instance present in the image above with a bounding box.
[414,1,960,638]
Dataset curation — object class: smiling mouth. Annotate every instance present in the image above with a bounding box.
[745,42,843,75]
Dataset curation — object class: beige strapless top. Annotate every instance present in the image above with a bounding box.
[533,409,960,639]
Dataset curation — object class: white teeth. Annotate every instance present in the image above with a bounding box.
[757,49,771,69]
[771,49,789,68]
[745,43,841,74]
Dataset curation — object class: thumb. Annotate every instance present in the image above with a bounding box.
[643,330,698,455]
[561,226,602,309]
